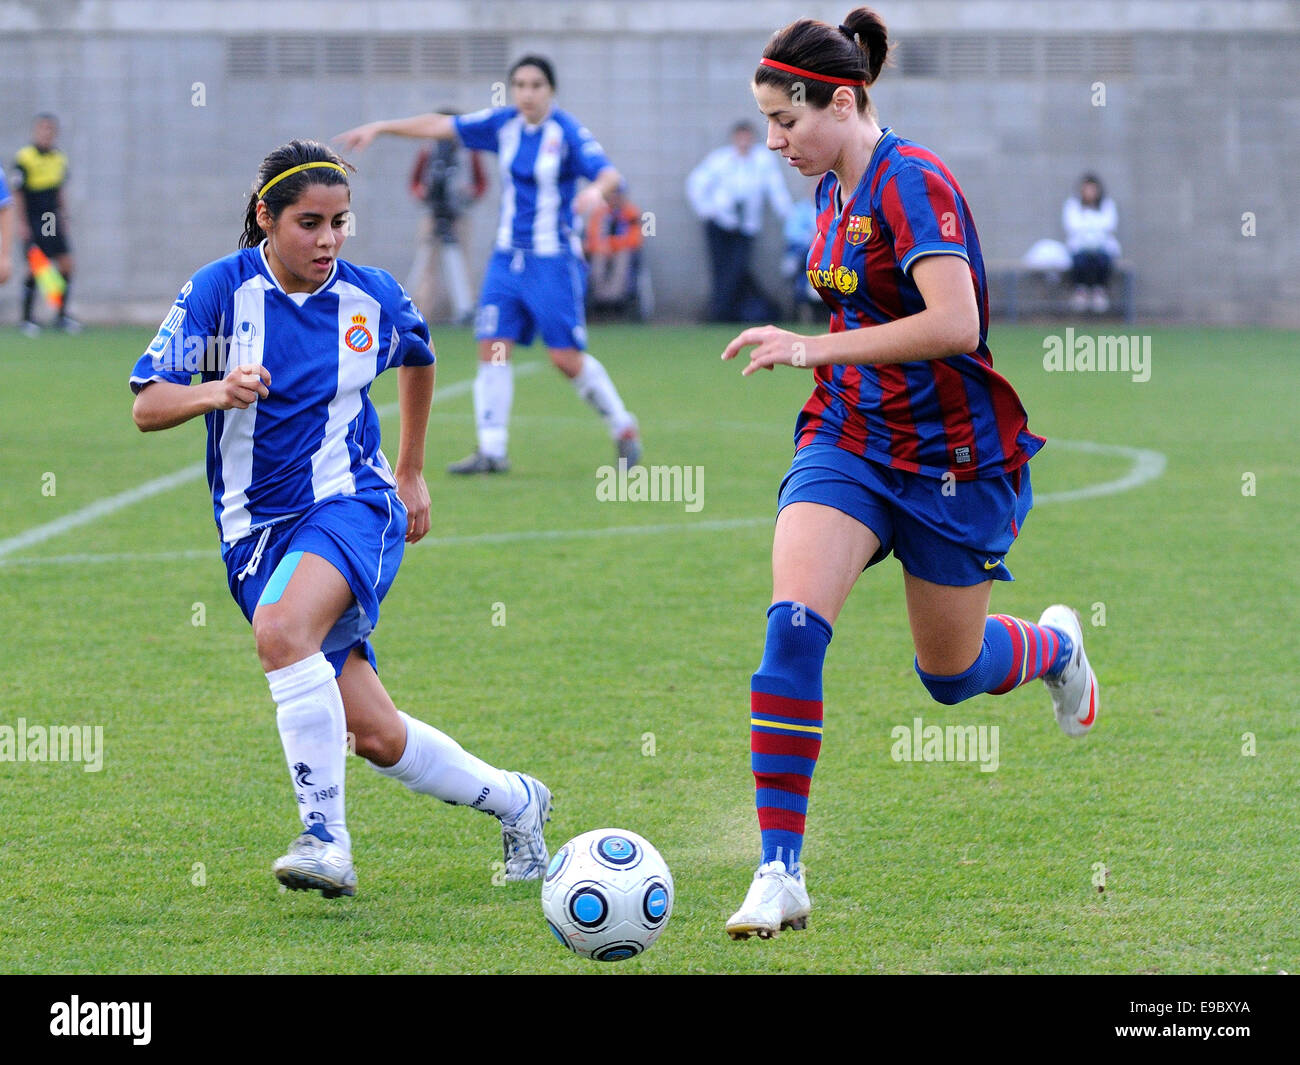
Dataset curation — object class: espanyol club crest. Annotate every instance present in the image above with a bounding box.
[845,214,873,246]
[345,313,373,352]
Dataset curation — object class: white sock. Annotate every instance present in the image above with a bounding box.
[474,361,513,459]
[267,652,350,852]
[572,353,634,438]
[370,710,526,819]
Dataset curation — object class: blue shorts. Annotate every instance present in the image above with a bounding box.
[222,488,407,676]
[475,249,588,350]
[777,443,1033,586]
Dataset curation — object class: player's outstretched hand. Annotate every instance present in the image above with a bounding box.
[395,468,431,544]
[212,364,271,410]
[573,183,607,219]
[333,123,381,154]
[722,325,819,377]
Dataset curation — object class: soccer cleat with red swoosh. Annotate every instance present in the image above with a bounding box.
[1038,605,1098,738]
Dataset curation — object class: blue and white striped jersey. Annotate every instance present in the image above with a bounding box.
[453,106,612,256]
[130,243,434,544]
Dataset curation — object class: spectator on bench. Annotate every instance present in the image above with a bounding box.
[1063,173,1120,315]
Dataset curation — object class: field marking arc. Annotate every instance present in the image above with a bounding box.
[0,437,1166,569]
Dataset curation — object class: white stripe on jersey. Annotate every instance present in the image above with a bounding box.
[496,120,521,253]
[216,275,272,542]
[531,122,564,256]
[311,280,385,501]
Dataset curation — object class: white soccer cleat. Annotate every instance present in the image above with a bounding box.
[500,773,552,882]
[1039,604,1098,738]
[725,860,811,940]
[273,825,357,898]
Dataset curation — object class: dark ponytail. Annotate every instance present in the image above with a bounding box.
[755,6,891,113]
[240,139,354,249]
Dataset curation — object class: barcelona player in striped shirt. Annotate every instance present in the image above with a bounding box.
[721,8,1099,940]
[130,141,551,898]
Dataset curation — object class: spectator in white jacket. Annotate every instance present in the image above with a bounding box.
[687,121,792,322]
[1063,173,1120,314]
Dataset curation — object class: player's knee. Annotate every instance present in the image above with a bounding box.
[548,348,582,375]
[252,609,314,672]
[350,712,405,766]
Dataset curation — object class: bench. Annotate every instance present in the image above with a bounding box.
[986,258,1136,324]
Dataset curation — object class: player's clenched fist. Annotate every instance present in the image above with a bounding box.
[213,364,271,409]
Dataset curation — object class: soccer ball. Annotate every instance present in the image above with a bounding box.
[541,828,673,962]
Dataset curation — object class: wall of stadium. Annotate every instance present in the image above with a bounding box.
[0,1,1295,327]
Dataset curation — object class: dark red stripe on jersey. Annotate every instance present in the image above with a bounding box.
[877,363,920,468]
[932,359,977,472]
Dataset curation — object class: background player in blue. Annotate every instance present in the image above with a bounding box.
[0,164,13,288]
[719,8,1100,940]
[129,140,551,898]
[336,55,643,474]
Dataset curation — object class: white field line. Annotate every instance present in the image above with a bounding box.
[0,363,540,562]
[1034,439,1167,504]
[0,437,1166,570]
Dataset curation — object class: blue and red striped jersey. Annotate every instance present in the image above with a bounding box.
[798,128,1044,480]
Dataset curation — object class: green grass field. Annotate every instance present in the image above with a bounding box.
[0,322,1296,975]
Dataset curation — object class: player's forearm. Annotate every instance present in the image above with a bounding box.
[394,363,435,473]
[811,306,979,368]
[376,114,456,141]
[132,380,218,432]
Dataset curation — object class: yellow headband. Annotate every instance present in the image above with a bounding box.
[258,161,348,199]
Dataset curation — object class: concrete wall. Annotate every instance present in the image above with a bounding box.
[0,1,1296,326]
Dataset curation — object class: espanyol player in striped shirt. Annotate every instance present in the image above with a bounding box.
[720,8,1099,941]
[336,55,642,474]
[129,140,551,898]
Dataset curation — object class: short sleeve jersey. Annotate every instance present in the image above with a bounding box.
[129,244,435,544]
[799,128,1044,480]
[12,145,68,225]
[453,106,611,256]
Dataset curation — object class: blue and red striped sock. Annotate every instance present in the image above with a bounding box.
[915,614,1073,704]
[750,600,832,870]
[985,614,1072,693]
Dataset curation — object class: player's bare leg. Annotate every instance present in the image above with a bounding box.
[903,569,1096,736]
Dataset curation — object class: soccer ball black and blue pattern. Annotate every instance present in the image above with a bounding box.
[541,828,673,961]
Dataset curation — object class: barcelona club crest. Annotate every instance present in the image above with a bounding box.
[345,313,374,353]
[845,214,873,246]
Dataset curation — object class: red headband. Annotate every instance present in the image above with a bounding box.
[759,57,865,87]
